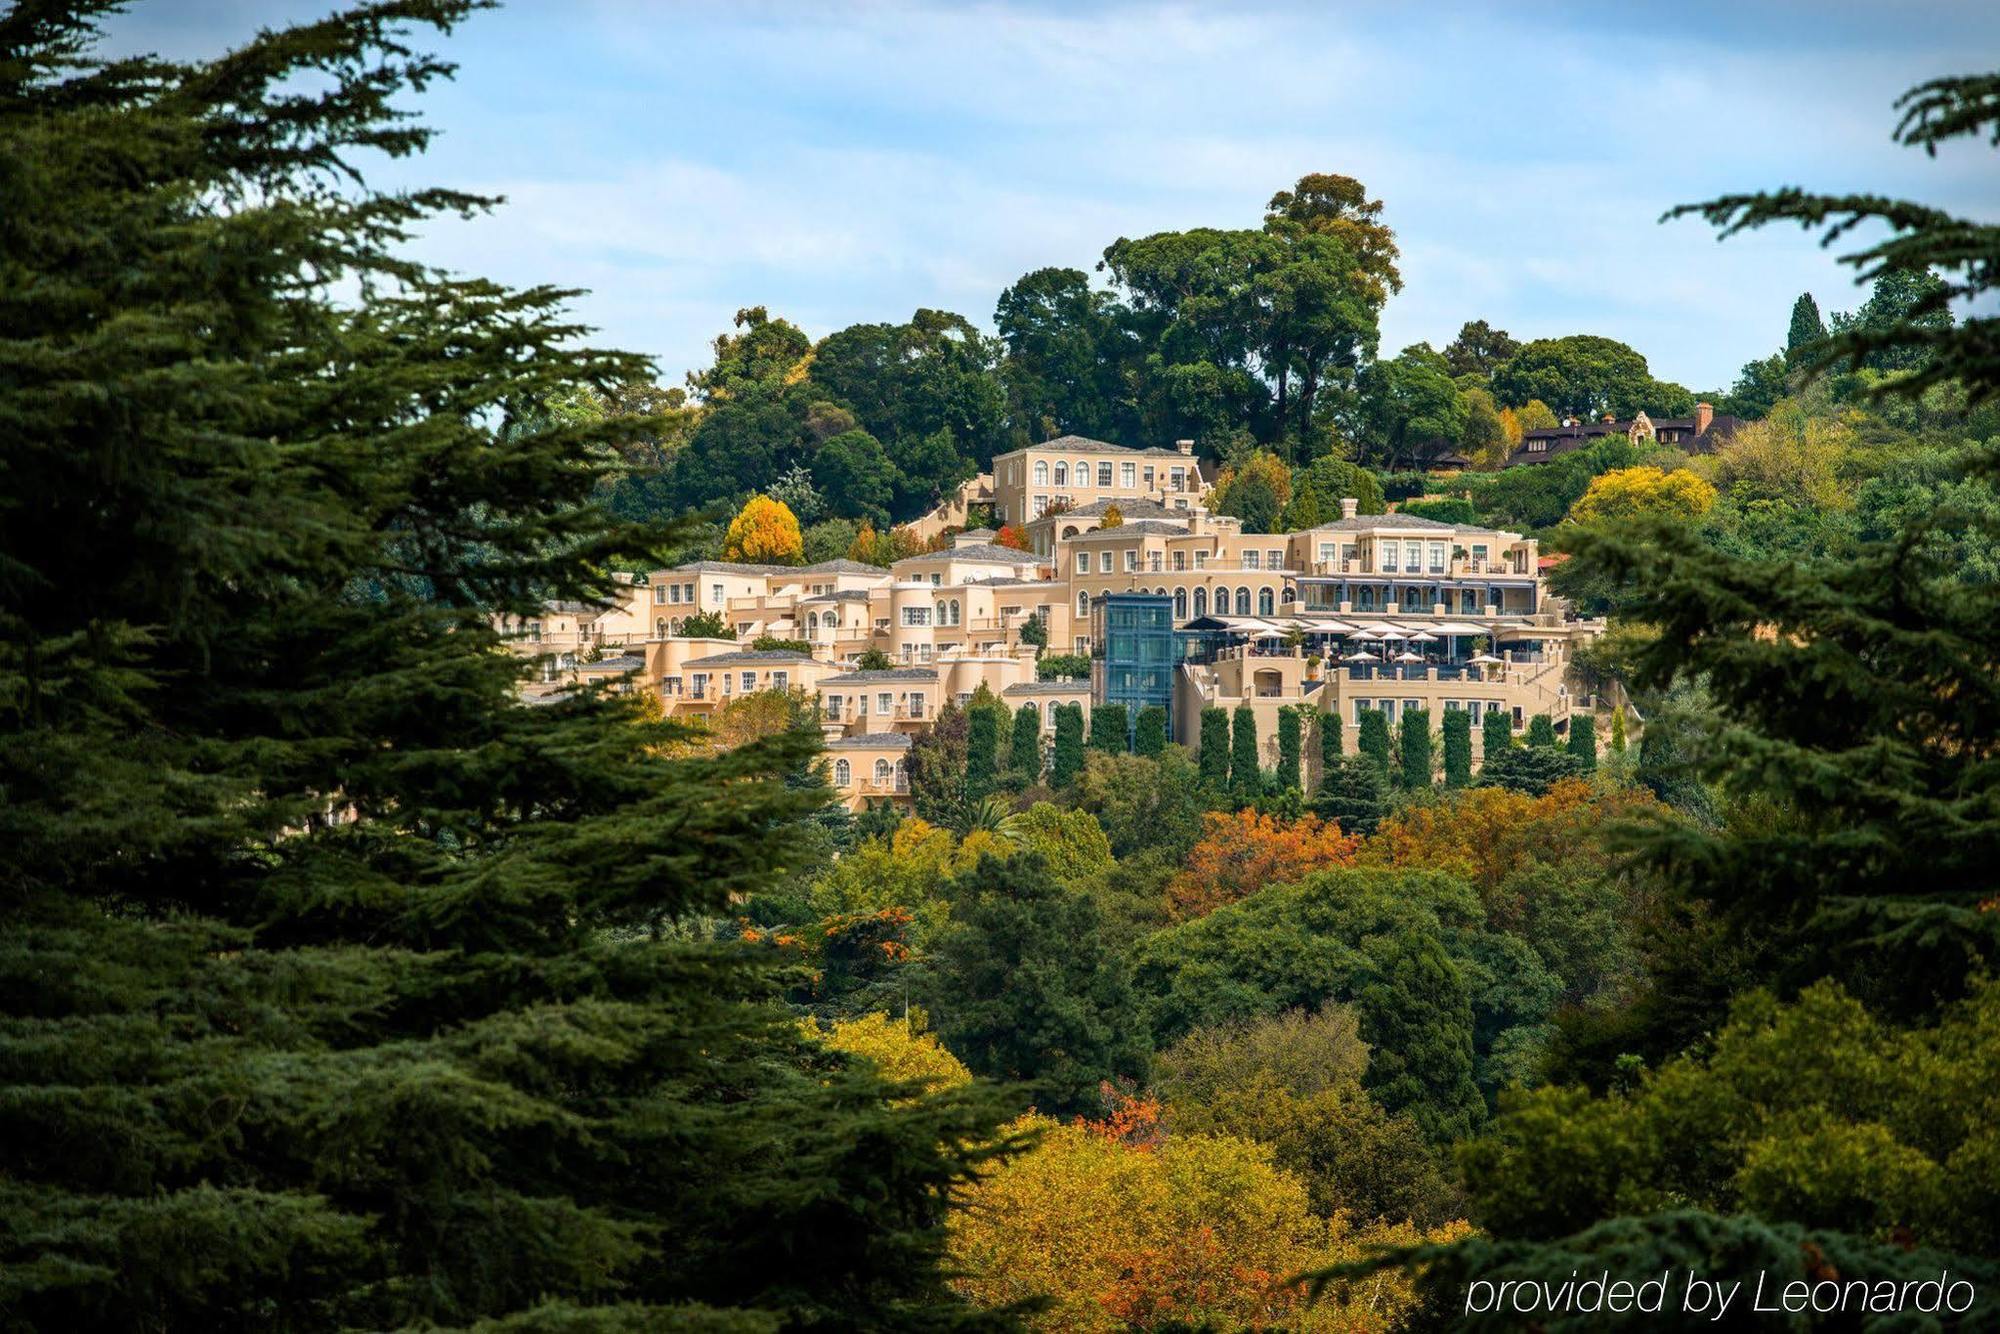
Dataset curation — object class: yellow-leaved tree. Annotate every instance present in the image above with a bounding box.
[949,1107,1464,1331]
[814,1013,972,1093]
[723,493,803,563]
[1565,465,1717,526]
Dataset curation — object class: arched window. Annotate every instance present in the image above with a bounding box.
[874,758,892,786]
[1174,588,1188,619]
[1061,525,1079,540]
[1193,588,1207,617]
[1054,462,1068,485]
[1357,587,1375,611]
[1213,586,1227,616]
[935,600,947,624]
[1077,591,1089,618]
[950,599,961,626]
[893,760,907,789]
[656,618,667,638]
[807,612,819,631]
[834,759,851,786]
[1033,460,1049,485]
[1236,587,1251,616]
[1074,459,1090,485]
[1258,587,1274,615]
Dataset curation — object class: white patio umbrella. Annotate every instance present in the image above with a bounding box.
[1468,653,1505,665]
[1252,628,1286,639]
[1341,650,1381,662]
[1393,651,1425,663]
[1406,631,1439,644]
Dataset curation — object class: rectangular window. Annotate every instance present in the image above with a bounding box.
[1466,700,1481,722]
[1033,495,1049,517]
[690,673,708,698]
[1173,552,1187,571]
[1444,699,1462,711]
[1405,541,1423,571]
[653,584,667,604]
[1381,700,1397,723]
[1124,549,1137,572]
[1194,551,1208,569]
[742,672,757,692]
[1428,542,1447,573]
[1097,462,1112,487]
[1120,462,1135,487]
[1267,548,1283,569]
[908,694,925,717]
[1170,467,1186,491]
[711,583,723,602]
[683,583,694,601]
[1143,466,1156,490]
[1471,543,1488,566]
[1354,700,1371,724]
[1243,550,1260,569]
[772,671,788,691]
[903,607,930,626]
[931,573,941,586]
[668,585,681,604]
[877,692,894,715]
[1404,698,1421,714]
[1318,542,1336,564]
[1075,553,1089,574]
[826,695,842,720]
[1148,553,1162,572]
[1099,552,1114,574]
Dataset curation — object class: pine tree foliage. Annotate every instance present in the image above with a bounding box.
[1441,709,1472,789]
[1229,705,1260,798]
[1276,707,1303,790]
[1197,708,1230,787]
[1357,708,1393,782]
[0,7,1011,1327]
[1049,703,1085,787]
[1088,701,1128,753]
[1397,708,1433,790]
[1007,703,1043,783]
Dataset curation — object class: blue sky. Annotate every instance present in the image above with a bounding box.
[109,1,2000,395]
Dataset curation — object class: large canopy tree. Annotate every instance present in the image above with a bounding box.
[0,4,1013,1327]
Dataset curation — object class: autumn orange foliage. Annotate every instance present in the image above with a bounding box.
[993,523,1030,550]
[1167,810,1360,921]
[1362,778,1660,925]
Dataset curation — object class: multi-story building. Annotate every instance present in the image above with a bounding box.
[505,463,1606,805]
[990,434,1213,525]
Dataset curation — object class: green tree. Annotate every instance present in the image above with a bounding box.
[966,697,1003,800]
[1198,707,1231,787]
[1491,334,1674,421]
[1314,755,1388,837]
[1277,707,1304,790]
[680,610,735,639]
[1009,702,1044,783]
[995,266,1142,445]
[1050,703,1086,787]
[1442,709,1473,788]
[1089,700,1130,753]
[1133,704,1169,757]
[1525,714,1558,748]
[0,8,1012,1328]
[1610,704,1628,754]
[1785,291,1828,367]
[1397,707,1434,790]
[1356,931,1486,1144]
[813,427,898,524]
[1017,609,1048,653]
[1318,709,1344,774]
[854,646,893,671]
[1357,707,1393,782]
[1481,707,1514,764]
[1358,345,1469,469]
[1477,745,1583,797]
[1229,704,1262,798]
[1444,319,1521,379]
[926,854,1148,1116]
[907,702,972,831]
[1567,714,1598,773]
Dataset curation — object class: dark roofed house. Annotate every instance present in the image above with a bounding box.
[1506,403,1743,467]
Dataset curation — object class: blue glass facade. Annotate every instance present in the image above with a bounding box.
[1091,593,1178,741]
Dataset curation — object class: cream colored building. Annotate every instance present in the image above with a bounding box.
[825,733,912,811]
[990,434,1212,526]
[507,477,1605,773]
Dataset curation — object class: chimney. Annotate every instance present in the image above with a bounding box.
[1695,401,1714,436]
[1339,497,1358,520]
[1174,438,1194,455]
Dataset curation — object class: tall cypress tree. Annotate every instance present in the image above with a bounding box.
[1397,707,1433,790]
[1276,707,1304,790]
[1441,709,1472,788]
[1357,707,1393,782]
[1229,704,1261,798]
[1785,291,1827,366]
[1197,707,1230,787]
[1133,704,1168,756]
[1008,702,1044,782]
[1481,707,1514,768]
[1567,713,1598,773]
[0,7,1010,1328]
[966,702,1001,799]
[1319,709,1344,779]
[1050,703,1086,786]
[1526,713,1558,748]
[1089,700,1129,752]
